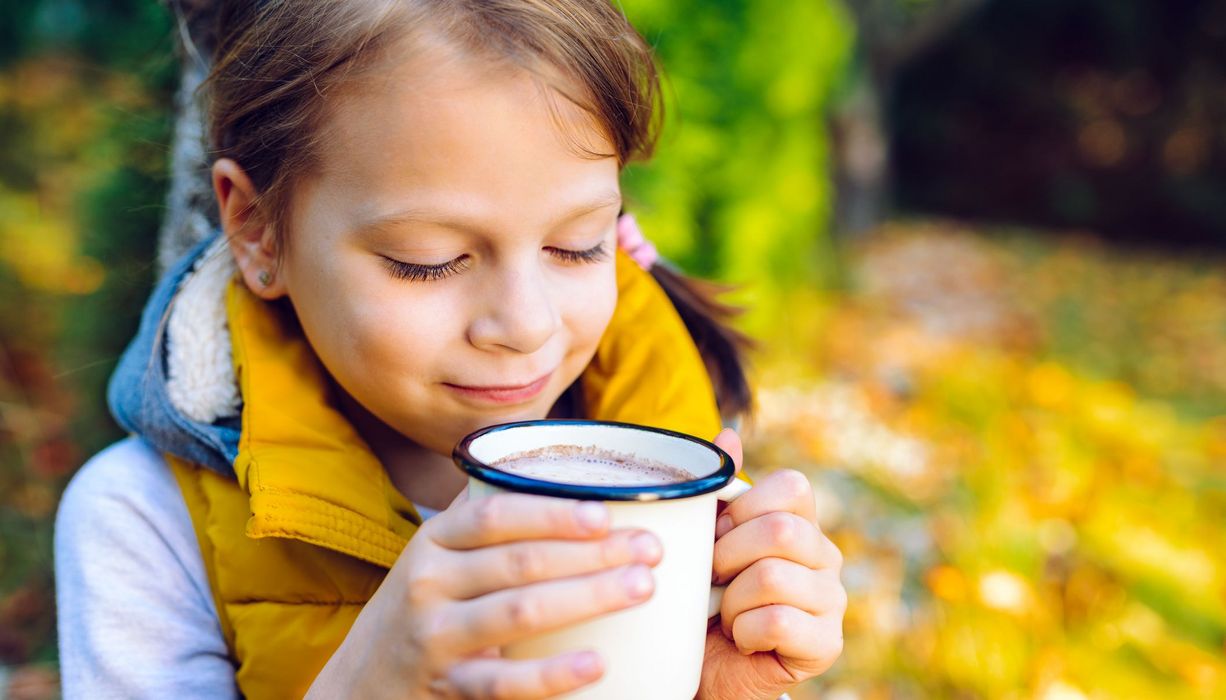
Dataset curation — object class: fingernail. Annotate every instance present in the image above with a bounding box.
[715,513,734,539]
[575,502,608,532]
[572,651,601,679]
[630,532,662,563]
[623,565,653,598]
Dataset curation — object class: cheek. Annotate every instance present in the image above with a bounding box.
[284,250,465,390]
[560,263,618,351]
[337,286,468,377]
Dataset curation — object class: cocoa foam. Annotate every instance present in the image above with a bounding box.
[491,444,694,487]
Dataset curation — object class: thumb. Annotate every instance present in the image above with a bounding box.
[713,428,743,475]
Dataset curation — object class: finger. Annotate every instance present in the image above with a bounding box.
[719,558,845,640]
[446,651,604,699]
[442,529,663,599]
[431,494,610,549]
[716,469,818,539]
[713,512,841,584]
[440,564,655,653]
[712,428,744,475]
[731,605,844,677]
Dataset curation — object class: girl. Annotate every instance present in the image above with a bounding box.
[54,1,846,698]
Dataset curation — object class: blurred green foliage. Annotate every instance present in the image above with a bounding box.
[1,0,174,667]
[620,0,853,288]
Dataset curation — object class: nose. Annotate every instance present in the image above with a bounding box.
[467,260,561,354]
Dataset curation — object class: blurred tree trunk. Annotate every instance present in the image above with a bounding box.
[157,0,218,274]
[833,0,987,235]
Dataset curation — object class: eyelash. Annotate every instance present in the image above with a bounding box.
[382,242,611,282]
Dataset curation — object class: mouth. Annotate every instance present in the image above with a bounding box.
[443,370,554,405]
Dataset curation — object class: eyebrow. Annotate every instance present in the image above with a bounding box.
[354,190,623,237]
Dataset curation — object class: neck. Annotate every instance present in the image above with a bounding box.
[336,390,468,512]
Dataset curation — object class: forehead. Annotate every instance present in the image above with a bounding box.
[307,44,618,224]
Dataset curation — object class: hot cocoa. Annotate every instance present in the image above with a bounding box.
[491,444,693,487]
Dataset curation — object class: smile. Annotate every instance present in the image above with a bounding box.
[443,371,553,405]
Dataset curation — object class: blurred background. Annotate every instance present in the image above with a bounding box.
[1,0,1223,697]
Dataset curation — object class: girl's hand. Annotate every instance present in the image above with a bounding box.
[306,491,663,699]
[697,429,846,700]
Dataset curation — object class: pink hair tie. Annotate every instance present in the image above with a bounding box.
[616,213,659,270]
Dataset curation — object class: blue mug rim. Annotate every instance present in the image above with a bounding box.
[452,419,735,501]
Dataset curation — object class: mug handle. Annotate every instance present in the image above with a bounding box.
[707,477,753,619]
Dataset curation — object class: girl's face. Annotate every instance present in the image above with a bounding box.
[235,51,621,455]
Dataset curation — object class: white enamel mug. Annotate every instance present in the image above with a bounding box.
[453,419,751,699]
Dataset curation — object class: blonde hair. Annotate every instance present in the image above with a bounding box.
[206,0,661,234]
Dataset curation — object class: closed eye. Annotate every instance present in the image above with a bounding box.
[548,241,610,264]
[380,255,470,282]
[381,242,610,283]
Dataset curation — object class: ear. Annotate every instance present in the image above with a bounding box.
[213,158,288,300]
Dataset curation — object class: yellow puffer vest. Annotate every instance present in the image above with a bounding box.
[167,250,731,699]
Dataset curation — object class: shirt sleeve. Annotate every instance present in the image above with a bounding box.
[54,437,239,700]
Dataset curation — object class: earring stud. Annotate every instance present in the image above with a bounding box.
[257,270,272,287]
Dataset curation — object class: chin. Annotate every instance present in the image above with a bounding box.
[441,407,542,447]
[481,404,550,426]
[427,383,570,448]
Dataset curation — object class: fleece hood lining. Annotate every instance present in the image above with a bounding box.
[165,236,242,423]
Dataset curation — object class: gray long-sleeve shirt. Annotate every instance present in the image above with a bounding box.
[55,437,240,699]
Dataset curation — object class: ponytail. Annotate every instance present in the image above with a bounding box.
[650,264,755,422]
[615,213,754,422]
